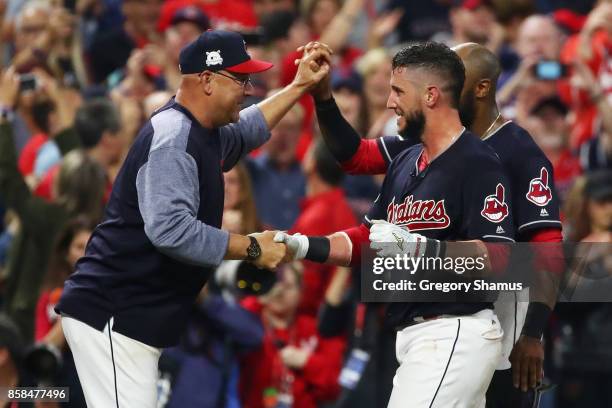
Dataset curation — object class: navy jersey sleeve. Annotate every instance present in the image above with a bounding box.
[462,157,515,242]
[363,161,395,226]
[513,153,562,236]
[377,136,419,165]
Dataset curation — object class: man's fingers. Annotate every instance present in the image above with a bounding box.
[511,355,521,389]
[528,358,539,389]
[520,355,529,391]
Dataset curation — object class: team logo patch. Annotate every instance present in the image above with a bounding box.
[206,50,223,66]
[526,167,552,207]
[481,184,509,223]
[386,195,450,231]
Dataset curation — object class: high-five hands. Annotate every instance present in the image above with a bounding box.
[273,231,308,262]
[249,231,288,269]
[293,41,333,99]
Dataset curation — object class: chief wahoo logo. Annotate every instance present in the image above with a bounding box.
[526,167,553,207]
[481,183,509,223]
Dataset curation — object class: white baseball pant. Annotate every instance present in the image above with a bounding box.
[493,289,530,370]
[61,315,161,408]
[387,309,503,408]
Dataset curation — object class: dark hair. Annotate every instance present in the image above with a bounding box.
[0,313,24,364]
[314,140,344,186]
[75,98,121,148]
[391,42,465,108]
[31,99,56,134]
[43,216,97,290]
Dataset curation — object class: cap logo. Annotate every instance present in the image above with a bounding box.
[206,50,223,66]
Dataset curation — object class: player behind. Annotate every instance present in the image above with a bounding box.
[276,41,516,408]
[311,41,563,407]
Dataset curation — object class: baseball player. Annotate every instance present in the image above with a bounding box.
[55,30,331,408]
[311,42,563,407]
[277,42,515,407]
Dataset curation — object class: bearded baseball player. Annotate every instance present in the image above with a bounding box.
[308,41,563,407]
[276,42,516,407]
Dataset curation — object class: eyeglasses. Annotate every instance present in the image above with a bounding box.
[214,71,252,88]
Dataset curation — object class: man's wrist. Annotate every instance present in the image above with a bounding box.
[245,236,262,261]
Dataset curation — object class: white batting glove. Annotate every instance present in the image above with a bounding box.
[369,219,432,258]
[274,231,309,260]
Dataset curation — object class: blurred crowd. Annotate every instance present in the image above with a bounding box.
[0,0,610,407]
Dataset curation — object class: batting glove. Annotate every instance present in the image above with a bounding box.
[369,219,441,258]
[274,231,309,260]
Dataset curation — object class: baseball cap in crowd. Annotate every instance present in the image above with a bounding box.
[179,30,273,74]
[457,0,493,10]
[0,313,24,364]
[331,70,362,93]
[585,171,612,201]
[171,6,211,31]
[530,96,569,117]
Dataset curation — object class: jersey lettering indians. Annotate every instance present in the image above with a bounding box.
[366,130,515,327]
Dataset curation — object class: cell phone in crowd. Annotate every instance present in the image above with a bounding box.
[19,73,38,92]
[533,61,567,81]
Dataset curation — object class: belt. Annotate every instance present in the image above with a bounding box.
[395,314,457,331]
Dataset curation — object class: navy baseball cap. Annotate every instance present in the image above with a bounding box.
[171,6,210,31]
[179,30,273,75]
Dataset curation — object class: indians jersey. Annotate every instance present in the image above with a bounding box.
[365,129,515,327]
[374,121,561,239]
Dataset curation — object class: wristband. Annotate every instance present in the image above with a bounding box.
[305,236,331,263]
[521,302,551,339]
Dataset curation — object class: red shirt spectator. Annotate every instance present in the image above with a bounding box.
[18,133,47,176]
[34,288,62,341]
[239,268,345,408]
[158,0,257,32]
[559,30,612,149]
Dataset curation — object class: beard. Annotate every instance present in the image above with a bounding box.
[458,90,476,130]
[398,108,426,143]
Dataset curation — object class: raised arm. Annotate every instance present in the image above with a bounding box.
[219,47,333,170]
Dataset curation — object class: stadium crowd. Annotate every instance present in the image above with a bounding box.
[0,0,610,407]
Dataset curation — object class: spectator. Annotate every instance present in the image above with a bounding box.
[564,170,612,242]
[223,162,261,236]
[240,264,346,408]
[159,6,210,92]
[253,0,296,20]
[32,217,92,408]
[497,14,564,112]
[523,96,581,202]
[385,0,451,43]
[0,313,37,408]
[247,101,305,230]
[34,98,122,202]
[14,69,81,188]
[435,0,504,53]
[35,217,95,341]
[559,1,612,149]
[158,289,264,408]
[87,0,163,83]
[354,48,394,139]
[1,67,105,340]
[289,141,357,316]
[331,70,365,136]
